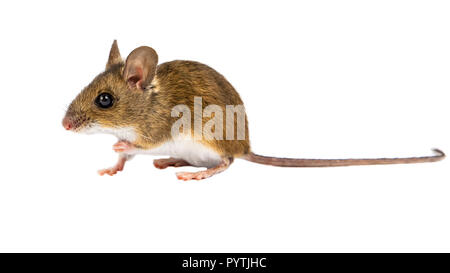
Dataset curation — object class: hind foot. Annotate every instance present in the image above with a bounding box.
[153,158,191,169]
[176,157,233,181]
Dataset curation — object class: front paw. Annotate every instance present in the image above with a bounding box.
[98,167,122,176]
[113,140,135,153]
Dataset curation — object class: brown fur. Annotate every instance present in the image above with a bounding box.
[65,53,250,158]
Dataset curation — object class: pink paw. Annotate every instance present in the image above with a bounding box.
[176,171,209,181]
[113,140,134,153]
[97,166,123,176]
[98,157,126,176]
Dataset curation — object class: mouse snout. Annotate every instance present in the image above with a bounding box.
[62,116,73,130]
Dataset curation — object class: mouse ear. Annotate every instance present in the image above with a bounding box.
[106,40,122,70]
[123,46,158,91]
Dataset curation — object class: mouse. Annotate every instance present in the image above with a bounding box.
[62,40,445,180]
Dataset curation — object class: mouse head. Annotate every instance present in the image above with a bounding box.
[62,40,158,137]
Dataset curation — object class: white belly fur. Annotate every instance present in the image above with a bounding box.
[81,124,222,168]
[132,139,223,168]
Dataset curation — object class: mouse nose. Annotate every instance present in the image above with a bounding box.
[62,116,73,130]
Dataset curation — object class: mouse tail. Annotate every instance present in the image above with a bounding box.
[242,149,445,167]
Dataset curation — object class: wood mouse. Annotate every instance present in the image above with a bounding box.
[62,40,445,180]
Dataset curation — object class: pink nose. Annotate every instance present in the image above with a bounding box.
[62,116,73,130]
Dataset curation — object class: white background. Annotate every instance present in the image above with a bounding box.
[0,0,449,252]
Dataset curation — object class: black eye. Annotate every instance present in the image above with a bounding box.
[95,92,114,108]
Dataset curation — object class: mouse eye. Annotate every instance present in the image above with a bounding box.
[95,92,114,109]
